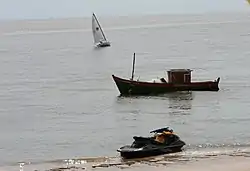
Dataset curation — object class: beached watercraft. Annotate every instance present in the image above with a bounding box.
[117,127,185,159]
[112,53,220,96]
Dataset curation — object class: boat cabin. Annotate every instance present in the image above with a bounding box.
[167,69,192,84]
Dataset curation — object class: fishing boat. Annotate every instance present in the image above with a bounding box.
[112,53,220,96]
[92,13,111,48]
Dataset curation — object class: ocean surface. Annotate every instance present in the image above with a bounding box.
[1,12,250,170]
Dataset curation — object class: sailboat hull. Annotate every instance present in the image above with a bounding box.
[96,41,111,48]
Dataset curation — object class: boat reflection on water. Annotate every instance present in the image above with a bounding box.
[166,91,193,115]
[116,91,193,107]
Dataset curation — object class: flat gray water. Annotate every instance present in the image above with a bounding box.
[1,12,250,169]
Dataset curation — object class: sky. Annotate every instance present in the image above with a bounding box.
[0,0,249,20]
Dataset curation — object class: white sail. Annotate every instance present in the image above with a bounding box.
[92,13,107,44]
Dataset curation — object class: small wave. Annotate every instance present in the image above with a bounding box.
[187,142,250,149]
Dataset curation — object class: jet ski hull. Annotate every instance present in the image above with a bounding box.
[117,127,186,159]
[117,144,184,159]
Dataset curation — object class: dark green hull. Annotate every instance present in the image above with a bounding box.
[112,75,220,96]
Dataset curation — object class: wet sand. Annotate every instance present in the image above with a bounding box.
[153,156,250,171]
[94,156,250,171]
[90,156,250,171]
[1,155,249,171]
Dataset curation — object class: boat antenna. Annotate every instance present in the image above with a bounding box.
[131,53,136,80]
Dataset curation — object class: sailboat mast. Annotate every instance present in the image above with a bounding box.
[93,13,107,41]
[131,53,136,80]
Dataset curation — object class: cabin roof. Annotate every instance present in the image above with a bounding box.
[168,69,192,72]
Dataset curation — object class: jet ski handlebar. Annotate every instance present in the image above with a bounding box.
[150,127,173,133]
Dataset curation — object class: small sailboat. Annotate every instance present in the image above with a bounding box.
[92,13,111,48]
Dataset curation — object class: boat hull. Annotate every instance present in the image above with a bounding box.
[96,41,111,48]
[118,144,184,159]
[112,75,220,96]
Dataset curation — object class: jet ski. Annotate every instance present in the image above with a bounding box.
[117,127,185,159]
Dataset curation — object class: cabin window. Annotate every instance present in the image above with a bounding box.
[184,74,190,83]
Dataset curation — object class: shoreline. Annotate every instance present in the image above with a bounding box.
[1,155,250,171]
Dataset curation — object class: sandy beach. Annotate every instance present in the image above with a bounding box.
[83,156,250,171]
[154,156,250,171]
[1,155,249,171]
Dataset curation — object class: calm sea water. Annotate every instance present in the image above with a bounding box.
[1,12,250,170]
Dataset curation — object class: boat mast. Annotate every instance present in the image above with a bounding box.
[131,53,136,80]
[93,13,107,41]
